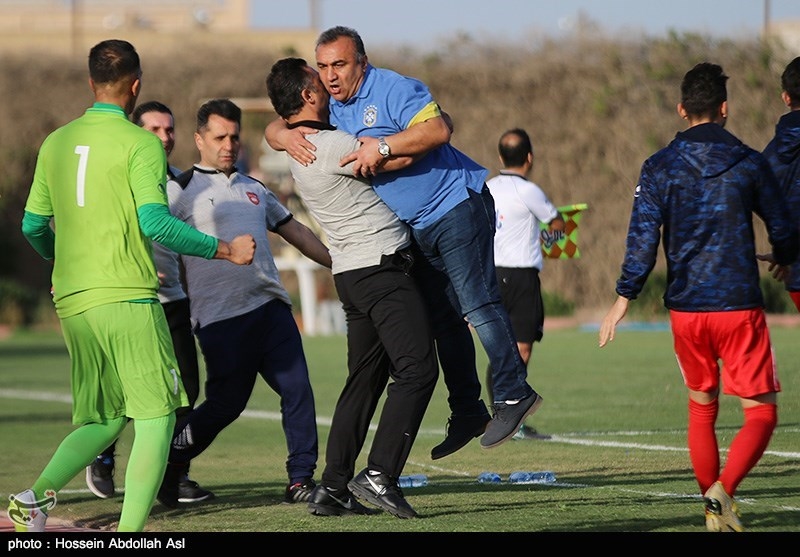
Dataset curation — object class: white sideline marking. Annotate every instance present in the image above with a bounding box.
[3,388,799,460]
[1,388,72,403]
[3,388,800,516]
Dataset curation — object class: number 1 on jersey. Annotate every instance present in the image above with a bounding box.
[74,145,89,207]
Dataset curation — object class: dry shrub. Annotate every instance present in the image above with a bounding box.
[2,32,794,320]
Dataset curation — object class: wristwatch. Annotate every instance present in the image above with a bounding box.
[378,137,391,158]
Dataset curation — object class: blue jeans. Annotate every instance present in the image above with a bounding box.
[412,186,534,403]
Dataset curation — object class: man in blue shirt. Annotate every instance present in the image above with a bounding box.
[266,57,439,519]
[266,27,543,468]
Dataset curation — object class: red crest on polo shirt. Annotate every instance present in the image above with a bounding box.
[247,192,260,205]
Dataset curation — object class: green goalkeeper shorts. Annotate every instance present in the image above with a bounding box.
[60,301,189,424]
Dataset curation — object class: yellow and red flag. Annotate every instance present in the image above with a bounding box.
[540,203,588,259]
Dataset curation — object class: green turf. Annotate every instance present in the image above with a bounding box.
[1,325,798,532]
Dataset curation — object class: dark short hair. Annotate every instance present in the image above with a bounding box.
[196,98,241,132]
[131,101,173,126]
[316,26,366,63]
[498,128,533,167]
[88,39,140,85]
[781,56,800,107]
[680,62,728,119]
[266,57,316,119]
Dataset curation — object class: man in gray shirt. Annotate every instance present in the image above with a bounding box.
[266,58,438,519]
[157,98,330,509]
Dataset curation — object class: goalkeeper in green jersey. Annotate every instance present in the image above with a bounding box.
[8,39,254,533]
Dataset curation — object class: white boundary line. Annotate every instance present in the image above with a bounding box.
[2,388,800,515]
[3,388,799,460]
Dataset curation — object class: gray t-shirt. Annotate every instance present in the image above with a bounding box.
[167,165,292,328]
[288,128,410,275]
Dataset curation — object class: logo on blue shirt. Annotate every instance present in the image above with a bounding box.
[363,105,378,127]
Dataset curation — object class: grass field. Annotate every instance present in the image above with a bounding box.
[1,324,799,533]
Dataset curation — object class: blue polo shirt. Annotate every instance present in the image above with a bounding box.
[329,64,488,229]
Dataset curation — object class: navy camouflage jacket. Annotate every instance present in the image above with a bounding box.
[616,122,799,311]
[762,110,800,293]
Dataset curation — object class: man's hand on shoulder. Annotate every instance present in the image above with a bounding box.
[264,119,318,166]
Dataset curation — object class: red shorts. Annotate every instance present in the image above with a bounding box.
[790,291,800,313]
[669,309,781,398]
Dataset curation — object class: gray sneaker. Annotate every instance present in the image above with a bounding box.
[86,455,115,499]
[481,391,543,449]
[512,424,552,441]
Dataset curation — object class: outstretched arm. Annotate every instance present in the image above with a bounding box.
[138,203,254,265]
[598,295,630,347]
[275,218,332,269]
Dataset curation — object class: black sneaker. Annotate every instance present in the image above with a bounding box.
[284,478,316,504]
[430,410,491,460]
[157,464,182,509]
[347,468,417,519]
[86,455,115,499]
[177,477,215,503]
[307,485,375,516]
[481,391,543,449]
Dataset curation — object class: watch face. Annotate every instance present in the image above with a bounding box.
[379,142,390,156]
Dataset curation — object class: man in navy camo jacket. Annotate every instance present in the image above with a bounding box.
[762,56,800,311]
[599,62,798,532]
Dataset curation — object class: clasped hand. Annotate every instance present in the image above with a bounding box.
[339,136,385,178]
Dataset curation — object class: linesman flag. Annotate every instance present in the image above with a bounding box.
[540,203,588,259]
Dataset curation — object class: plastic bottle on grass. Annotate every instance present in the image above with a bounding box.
[508,471,556,484]
[398,474,428,488]
[477,472,502,483]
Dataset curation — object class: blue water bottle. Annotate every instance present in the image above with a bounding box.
[508,471,556,484]
[477,472,502,483]
[398,474,428,488]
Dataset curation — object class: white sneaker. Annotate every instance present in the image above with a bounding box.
[7,489,50,532]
